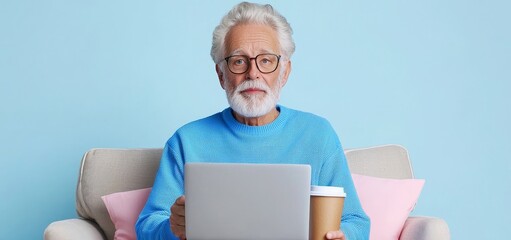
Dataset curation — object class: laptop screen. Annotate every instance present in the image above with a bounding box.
[185,163,311,240]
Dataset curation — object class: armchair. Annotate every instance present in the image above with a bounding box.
[44,144,449,240]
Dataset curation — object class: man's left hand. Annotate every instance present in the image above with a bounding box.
[326,230,346,240]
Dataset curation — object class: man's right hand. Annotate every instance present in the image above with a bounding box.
[170,195,186,240]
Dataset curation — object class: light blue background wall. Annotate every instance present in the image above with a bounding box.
[1,0,509,239]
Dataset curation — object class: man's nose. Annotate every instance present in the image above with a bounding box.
[246,58,261,79]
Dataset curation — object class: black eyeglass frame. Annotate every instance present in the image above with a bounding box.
[224,53,282,74]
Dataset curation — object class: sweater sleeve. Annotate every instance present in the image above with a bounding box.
[135,140,185,240]
[319,144,370,240]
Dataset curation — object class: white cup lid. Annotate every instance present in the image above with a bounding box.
[310,185,346,197]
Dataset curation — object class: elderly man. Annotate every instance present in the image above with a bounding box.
[136,2,370,240]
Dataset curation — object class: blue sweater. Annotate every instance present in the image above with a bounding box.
[136,106,370,239]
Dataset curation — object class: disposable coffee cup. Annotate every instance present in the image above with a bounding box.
[309,186,346,240]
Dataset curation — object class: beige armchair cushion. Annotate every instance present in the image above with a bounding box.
[44,219,104,240]
[75,148,162,240]
[401,216,450,240]
[346,145,450,240]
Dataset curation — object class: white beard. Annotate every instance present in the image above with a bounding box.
[223,77,282,118]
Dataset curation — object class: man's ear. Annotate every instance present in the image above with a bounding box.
[280,60,292,87]
[216,64,225,89]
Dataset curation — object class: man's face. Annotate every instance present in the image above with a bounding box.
[217,24,291,118]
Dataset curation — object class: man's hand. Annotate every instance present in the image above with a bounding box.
[326,230,346,240]
[170,195,186,240]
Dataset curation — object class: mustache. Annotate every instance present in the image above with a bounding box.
[236,80,271,93]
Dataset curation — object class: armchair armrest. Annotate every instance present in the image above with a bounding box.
[399,216,450,240]
[44,219,106,240]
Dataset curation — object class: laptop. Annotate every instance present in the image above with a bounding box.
[185,162,311,240]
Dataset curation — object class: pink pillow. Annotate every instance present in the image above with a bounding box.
[101,188,152,240]
[351,174,424,240]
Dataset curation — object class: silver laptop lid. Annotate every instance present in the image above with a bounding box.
[185,163,311,240]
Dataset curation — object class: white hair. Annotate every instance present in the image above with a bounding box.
[211,2,295,64]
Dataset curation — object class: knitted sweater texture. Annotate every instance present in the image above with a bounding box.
[136,105,370,239]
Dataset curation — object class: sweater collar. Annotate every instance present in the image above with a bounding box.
[222,105,290,136]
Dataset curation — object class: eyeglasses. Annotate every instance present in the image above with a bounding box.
[224,53,281,74]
